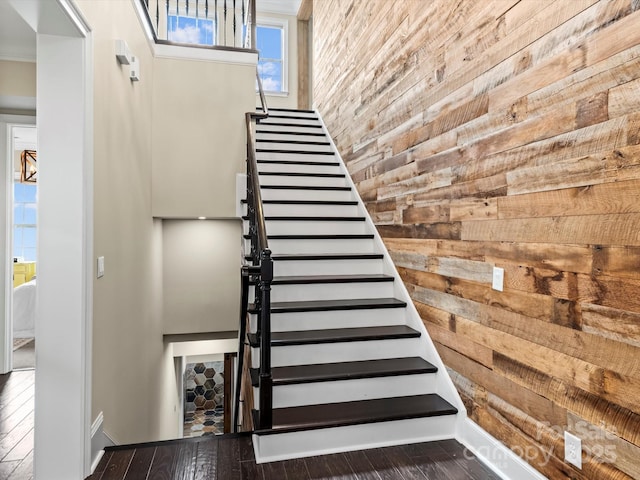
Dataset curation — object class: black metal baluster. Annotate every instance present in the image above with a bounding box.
[176,0,179,17]
[258,250,273,430]
[186,0,189,17]
[156,0,160,35]
[196,0,199,17]
[224,0,227,46]
[166,0,170,40]
[214,0,218,45]
[233,0,236,47]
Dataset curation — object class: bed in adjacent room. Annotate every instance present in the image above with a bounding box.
[14,278,36,338]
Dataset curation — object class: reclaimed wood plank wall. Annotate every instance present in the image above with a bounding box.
[313,1,640,478]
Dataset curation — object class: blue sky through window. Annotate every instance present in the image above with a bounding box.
[256,25,284,92]
[168,15,214,45]
[14,183,37,262]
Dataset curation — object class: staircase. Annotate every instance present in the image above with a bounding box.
[242,108,464,463]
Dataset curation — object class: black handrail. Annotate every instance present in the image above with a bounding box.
[235,67,271,430]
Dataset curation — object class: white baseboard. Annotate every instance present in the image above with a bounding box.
[90,412,116,473]
[457,418,548,480]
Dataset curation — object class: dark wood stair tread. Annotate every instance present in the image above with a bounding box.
[259,185,351,191]
[248,325,418,348]
[250,357,437,387]
[260,200,358,205]
[243,234,373,240]
[257,149,334,155]
[257,139,330,146]
[257,107,315,114]
[259,172,345,178]
[257,159,339,166]
[246,273,391,286]
[262,114,320,121]
[256,130,326,137]
[245,216,365,222]
[271,253,382,260]
[256,122,323,129]
[249,297,407,314]
[266,273,394,285]
[254,394,458,435]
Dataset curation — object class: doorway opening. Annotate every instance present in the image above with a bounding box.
[10,125,37,371]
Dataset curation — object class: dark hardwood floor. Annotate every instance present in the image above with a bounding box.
[89,433,500,480]
[0,369,34,480]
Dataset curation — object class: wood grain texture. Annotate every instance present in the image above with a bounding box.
[314,1,640,478]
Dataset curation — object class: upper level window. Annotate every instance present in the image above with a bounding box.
[168,14,215,45]
[14,183,37,262]
[256,19,288,94]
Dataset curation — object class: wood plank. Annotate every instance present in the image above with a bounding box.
[462,213,640,246]
[101,449,135,480]
[343,449,383,480]
[146,445,177,480]
[581,303,640,348]
[499,175,640,220]
[217,437,241,479]
[194,436,218,480]
[297,19,310,110]
[297,0,312,21]
[567,412,640,479]
[123,447,155,480]
[438,345,567,429]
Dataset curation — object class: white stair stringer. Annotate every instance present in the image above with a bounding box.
[244,108,466,464]
[253,415,457,464]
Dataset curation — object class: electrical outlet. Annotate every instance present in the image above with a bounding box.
[565,431,582,469]
[97,256,105,278]
[492,266,504,291]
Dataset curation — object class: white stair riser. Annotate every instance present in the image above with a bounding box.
[259,175,347,187]
[252,415,457,464]
[243,203,359,216]
[257,133,327,142]
[249,308,406,332]
[257,162,342,174]
[261,111,318,119]
[256,142,333,153]
[249,281,394,303]
[251,337,422,367]
[263,204,360,217]
[259,188,354,202]
[253,221,367,236]
[260,374,438,408]
[250,307,408,332]
[257,124,324,134]
[256,152,335,162]
[265,238,375,254]
[272,258,382,276]
[261,118,321,126]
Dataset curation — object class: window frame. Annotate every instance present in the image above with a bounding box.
[167,12,216,46]
[255,17,289,96]
[13,182,37,262]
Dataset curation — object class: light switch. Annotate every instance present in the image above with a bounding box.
[97,256,105,278]
[492,266,504,291]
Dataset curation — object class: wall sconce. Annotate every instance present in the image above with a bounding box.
[20,150,37,183]
[115,40,140,82]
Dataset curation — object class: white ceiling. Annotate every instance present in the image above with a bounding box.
[258,0,302,16]
[0,1,36,62]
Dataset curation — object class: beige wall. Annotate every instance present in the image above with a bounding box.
[314,1,640,479]
[152,57,254,218]
[0,60,36,97]
[162,219,241,334]
[257,12,299,110]
[0,60,36,115]
[76,0,180,443]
